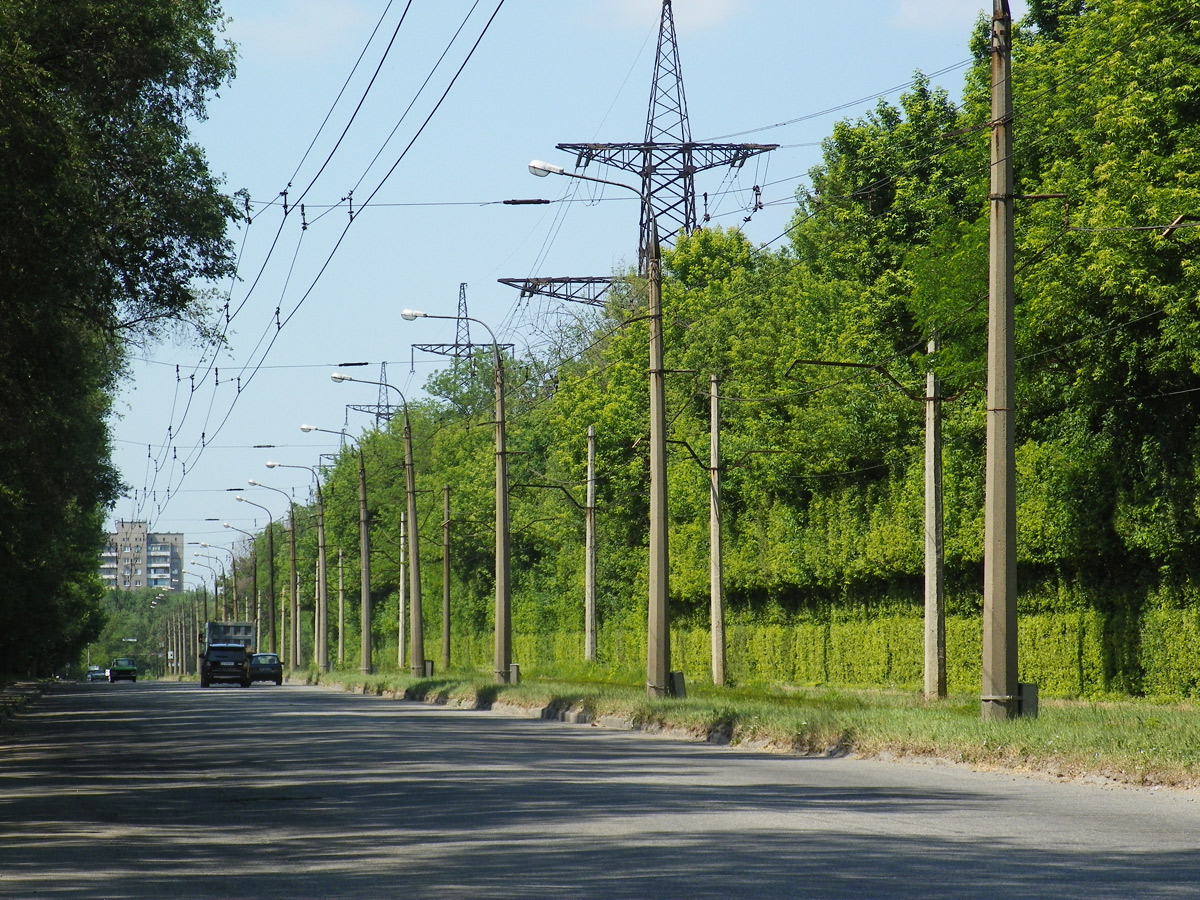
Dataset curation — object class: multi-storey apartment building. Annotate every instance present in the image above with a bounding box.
[101,521,184,593]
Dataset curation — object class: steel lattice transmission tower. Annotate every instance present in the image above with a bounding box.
[375,362,393,424]
[413,283,512,386]
[557,0,776,272]
[415,283,471,360]
[347,362,396,425]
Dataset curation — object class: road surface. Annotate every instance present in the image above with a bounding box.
[1,681,1196,898]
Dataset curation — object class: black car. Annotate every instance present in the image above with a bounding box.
[200,643,250,688]
[248,652,283,685]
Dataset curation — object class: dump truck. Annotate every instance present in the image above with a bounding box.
[200,622,255,652]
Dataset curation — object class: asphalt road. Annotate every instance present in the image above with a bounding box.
[1,681,1196,899]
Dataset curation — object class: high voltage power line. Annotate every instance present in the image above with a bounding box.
[132,0,509,526]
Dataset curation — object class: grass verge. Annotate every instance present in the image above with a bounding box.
[302,669,1200,789]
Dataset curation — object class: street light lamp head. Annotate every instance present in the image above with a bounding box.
[300,424,317,433]
[265,461,279,469]
[400,309,427,321]
[330,372,351,384]
[528,159,563,177]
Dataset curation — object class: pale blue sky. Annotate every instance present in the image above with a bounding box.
[107,0,1026,569]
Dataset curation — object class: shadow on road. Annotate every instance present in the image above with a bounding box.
[1,681,1194,899]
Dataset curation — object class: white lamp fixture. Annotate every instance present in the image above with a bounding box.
[528,159,563,177]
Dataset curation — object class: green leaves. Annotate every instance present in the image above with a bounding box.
[0,1,240,674]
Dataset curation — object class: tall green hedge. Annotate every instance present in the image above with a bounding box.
[435,599,1200,700]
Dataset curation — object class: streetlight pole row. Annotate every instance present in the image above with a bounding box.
[301,420,380,676]
[224,522,263,652]
[199,543,237,619]
[235,497,277,655]
[268,460,328,672]
[247,479,298,669]
[330,373,426,678]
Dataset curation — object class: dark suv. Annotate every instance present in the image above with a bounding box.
[200,643,250,688]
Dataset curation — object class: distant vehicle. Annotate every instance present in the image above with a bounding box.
[85,668,107,683]
[107,657,137,683]
[200,643,250,688]
[248,652,283,685]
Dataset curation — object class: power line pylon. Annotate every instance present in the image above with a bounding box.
[415,283,484,359]
[504,0,779,313]
[347,362,397,425]
[557,0,777,271]
[376,362,393,425]
[411,283,512,386]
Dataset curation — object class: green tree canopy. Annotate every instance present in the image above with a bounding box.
[0,0,239,674]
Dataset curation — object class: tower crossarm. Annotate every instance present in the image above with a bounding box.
[414,342,514,358]
[557,141,778,177]
[498,276,616,308]
[348,404,395,422]
[557,141,777,264]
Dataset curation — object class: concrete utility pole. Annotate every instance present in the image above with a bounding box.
[924,338,946,700]
[338,549,345,667]
[398,511,407,670]
[287,505,297,667]
[442,485,451,672]
[644,223,671,698]
[315,490,327,671]
[709,375,726,686]
[403,409,425,679]
[267,526,276,654]
[585,426,597,663]
[326,377,422,678]
[358,449,371,674]
[292,574,302,668]
[492,328,511,684]
[983,0,1018,721]
[250,556,258,646]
